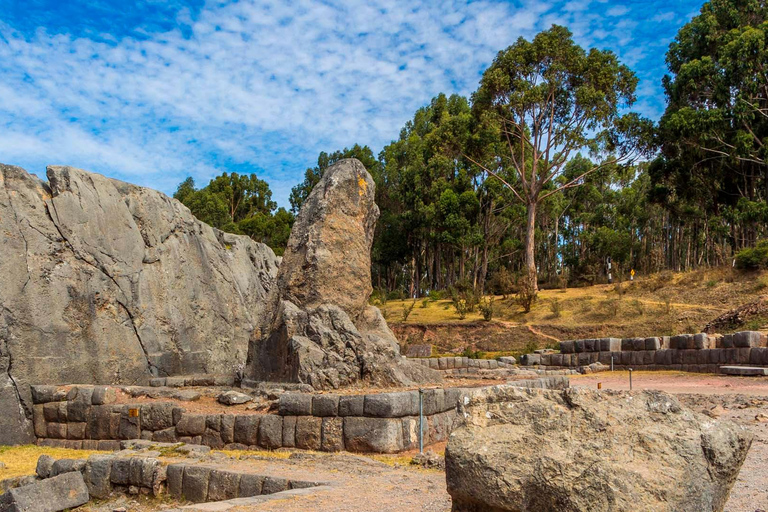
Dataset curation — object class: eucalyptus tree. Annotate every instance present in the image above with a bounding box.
[469,25,652,292]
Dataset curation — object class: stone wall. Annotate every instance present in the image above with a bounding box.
[31,380,568,454]
[525,331,768,373]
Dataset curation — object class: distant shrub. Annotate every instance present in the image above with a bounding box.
[516,278,537,313]
[370,287,388,306]
[453,298,468,320]
[549,298,562,318]
[523,340,538,355]
[450,280,479,313]
[600,299,620,318]
[479,296,496,321]
[420,298,429,308]
[489,267,515,298]
[462,346,484,359]
[631,299,644,316]
[428,290,446,301]
[736,240,768,270]
[401,299,417,322]
[705,279,718,288]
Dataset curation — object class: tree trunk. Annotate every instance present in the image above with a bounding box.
[525,200,538,292]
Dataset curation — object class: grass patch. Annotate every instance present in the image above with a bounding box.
[0,445,107,481]
[216,449,293,460]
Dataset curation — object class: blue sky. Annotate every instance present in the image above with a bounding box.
[0,0,703,207]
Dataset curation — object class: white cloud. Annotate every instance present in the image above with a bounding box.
[0,0,700,205]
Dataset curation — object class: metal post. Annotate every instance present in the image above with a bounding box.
[611,356,614,372]
[418,388,424,454]
[629,368,633,390]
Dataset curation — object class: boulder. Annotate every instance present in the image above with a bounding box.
[246,159,440,390]
[0,471,89,512]
[218,391,252,406]
[446,385,752,512]
[0,164,279,444]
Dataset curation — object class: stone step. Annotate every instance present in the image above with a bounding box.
[720,366,768,376]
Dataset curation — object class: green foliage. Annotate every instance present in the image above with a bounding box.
[523,340,538,355]
[479,296,496,321]
[173,173,293,255]
[453,298,468,320]
[549,298,562,318]
[401,299,417,322]
[516,278,537,313]
[420,298,430,309]
[736,240,768,269]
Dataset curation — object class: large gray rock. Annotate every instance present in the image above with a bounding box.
[0,164,279,444]
[0,471,89,512]
[446,385,752,512]
[246,159,440,390]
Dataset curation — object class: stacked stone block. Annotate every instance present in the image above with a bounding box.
[530,331,768,374]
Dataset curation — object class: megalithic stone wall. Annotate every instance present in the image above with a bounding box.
[521,331,768,373]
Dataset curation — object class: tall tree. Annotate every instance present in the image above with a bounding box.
[469,25,651,291]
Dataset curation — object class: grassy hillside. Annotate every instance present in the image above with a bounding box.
[381,267,768,357]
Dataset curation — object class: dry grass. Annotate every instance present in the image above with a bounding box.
[382,268,768,343]
[0,445,107,481]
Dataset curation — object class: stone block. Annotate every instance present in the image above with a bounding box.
[262,476,290,494]
[176,414,207,436]
[428,358,438,369]
[141,403,175,431]
[321,417,344,452]
[343,417,403,453]
[364,391,418,418]
[422,388,445,415]
[573,340,585,353]
[91,386,117,406]
[629,338,644,351]
[671,350,683,365]
[295,416,322,450]
[578,353,591,366]
[282,416,297,448]
[36,454,55,479]
[67,401,90,423]
[129,457,159,489]
[202,428,224,449]
[258,415,283,449]
[446,357,455,369]
[97,440,121,451]
[312,394,340,417]
[736,348,752,364]
[697,350,709,364]
[43,402,60,423]
[84,454,113,499]
[599,338,622,352]
[233,415,260,446]
[682,350,698,365]
[182,465,211,503]
[205,414,221,432]
[207,469,241,501]
[721,366,768,376]
[239,473,265,497]
[0,471,89,511]
[338,395,364,417]
[67,422,86,440]
[540,354,551,366]
[87,405,114,440]
[118,406,141,440]
[110,457,131,485]
[653,350,666,365]
[734,331,763,348]
[47,422,67,439]
[559,341,574,354]
[220,415,235,444]
[152,427,178,443]
[31,385,59,405]
[620,338,633,351]
[454,357,464,368]
[551,354,564,367]
[643,351,654,365]
[630,351,644,366]
[166,464,184,498]
[583,339,596,352]
[279,394,313,416]
[33,405,47,438]
[644,337,661,351]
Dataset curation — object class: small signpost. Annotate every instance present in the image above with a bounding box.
[630,268,635,282]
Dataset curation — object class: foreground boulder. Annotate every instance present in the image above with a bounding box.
[0,164,279,444]
[246,159,440,389]
[445,386,752,512]
[0,471,89,511]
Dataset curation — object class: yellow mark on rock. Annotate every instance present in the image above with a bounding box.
[358,175,367,196]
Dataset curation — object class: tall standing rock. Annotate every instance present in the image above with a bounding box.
[0,163,279,444]
[246,159,440,389]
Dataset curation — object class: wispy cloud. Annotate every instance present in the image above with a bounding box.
[0,0,702,205]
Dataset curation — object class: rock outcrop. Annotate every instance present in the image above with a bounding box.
[0,164,279,444]
[245,159,440,389]
[445,385,752,512]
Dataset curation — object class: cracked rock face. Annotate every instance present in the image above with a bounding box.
[246,159,440,390]
[446,386,752,512]
[0,164,279,444]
